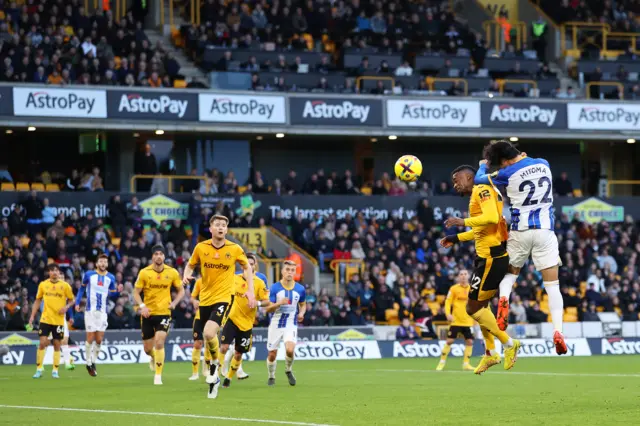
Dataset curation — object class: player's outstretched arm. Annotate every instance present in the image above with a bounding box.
[474,162,491,185]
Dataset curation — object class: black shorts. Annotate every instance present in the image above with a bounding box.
[220,319,252,354]
[39,323,64,341]
[447,326,474,340]
[193,318,204,341]
[469,255,510,302]
[141,315,171,340]
[199,302,230,326]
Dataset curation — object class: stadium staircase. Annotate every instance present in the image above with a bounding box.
[145,25,209,86]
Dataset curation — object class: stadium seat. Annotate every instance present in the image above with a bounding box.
[566,307,578,315]
[573,189,583,197]
[563,312,578,322]
[0,182,15,191]
[45,184,60,191]
[31,183,45,191]
[111,238,121,248]
[540,300,549,314]
[385,308,399,323]
[428,302,441,313]
[579,282,587,298]
[360,187,372,195]
[15,182,30,191]
[597,306,604,312]
[238,186,247,194]
[173,80,187,88]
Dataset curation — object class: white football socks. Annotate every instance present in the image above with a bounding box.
[285,355,294,372]
[61,344,71,366]
[499,273,518,300]
[267,360,277,379]
[85,342,92,365]
[92,343,101,365]
[545,281,564,333]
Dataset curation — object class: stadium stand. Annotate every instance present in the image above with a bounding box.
[2,185,639,332]
[174,0,562,97]
[0,0,182,87]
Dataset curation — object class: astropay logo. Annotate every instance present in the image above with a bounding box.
[118,93,188,118]
[303,100,370,123]
[199,93,286,124]
[13,87,107,118]
[387,100,480,128]
[490,104,558,127]
[568,103,640,130]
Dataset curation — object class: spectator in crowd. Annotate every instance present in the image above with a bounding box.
[396,318,419,340]
[555,172,574,196]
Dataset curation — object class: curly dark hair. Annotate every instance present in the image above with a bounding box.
[482,140,521,166]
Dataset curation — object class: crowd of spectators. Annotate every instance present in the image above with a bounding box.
[0,0,181,87]
[0,169,635,333]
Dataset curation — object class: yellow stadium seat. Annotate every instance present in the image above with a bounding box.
[1,182,15,191]
[566,307,578,315]
[597,306,604,312]
[540,300,549,314]
[111,238,121,248]
[15,182,30,191]
[31,183,45,191]
[428,302,441,313]
[385,309,399,323]
[173,80,187,88]
[579,281,587,298]
[45,183,60,192]
[360,187,372,195]
[563,312,578,322]
[238,185,247,194]
[573,189,583,197]
[114,56,122,69]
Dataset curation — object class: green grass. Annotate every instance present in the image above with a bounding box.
[1,356,639,425]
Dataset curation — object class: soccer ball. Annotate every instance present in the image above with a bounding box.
[394,155,422,182]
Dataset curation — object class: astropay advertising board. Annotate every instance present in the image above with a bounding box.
[199,93,286,124]
[107,90,198,121]
[386,99,480,128]
[568,103,640,130]
[13,87,107,118]
[289,97,383,126]
[481,101,567,129]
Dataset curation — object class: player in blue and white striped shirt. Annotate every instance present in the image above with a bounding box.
[75,254,121,376]
[265,260,306,387]
[475,140,566,355]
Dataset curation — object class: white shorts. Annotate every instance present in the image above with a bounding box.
[85,311,108,333]
[266,325,297,352]
[507,229,560,271]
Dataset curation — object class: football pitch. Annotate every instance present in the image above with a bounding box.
[1,356,639,426]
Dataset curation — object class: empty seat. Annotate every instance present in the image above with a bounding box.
[15,182,30,191]
[31,183,45,191]
[45,183,60,191]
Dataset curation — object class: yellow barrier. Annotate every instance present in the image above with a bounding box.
[585,82,624,99]
[427,77,468,96]
[560,22,609,56]
[268,226,319,266]
[483,20,527,51]
[130,174,207,193]
[498,79,538,95]
[229,228,267,252]
[606,180,640,196]
[329,259,365,296]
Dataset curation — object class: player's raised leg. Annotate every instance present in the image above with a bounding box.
[474,326,501,375]
[496,268,519,331]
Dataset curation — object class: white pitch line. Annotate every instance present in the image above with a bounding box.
[305,369,640,378]
[0,405,339,426]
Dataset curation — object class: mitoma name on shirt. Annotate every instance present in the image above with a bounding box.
[302,100,370,122]
[209,98,275,118]
[203,263,230,270]
[401,103,468,122]
[118,93,188,118]
[578,106,640,126]
[489,104,557,127]
[25,91,96,113]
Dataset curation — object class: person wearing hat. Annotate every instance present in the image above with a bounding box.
[133,244,185,386]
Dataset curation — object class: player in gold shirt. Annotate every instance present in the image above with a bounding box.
[133,245,185,386]
[182,214,256,398]
[218,253,271,390]
[29,264,75,379]
[436,270,475,372]
[441,165,521,375]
